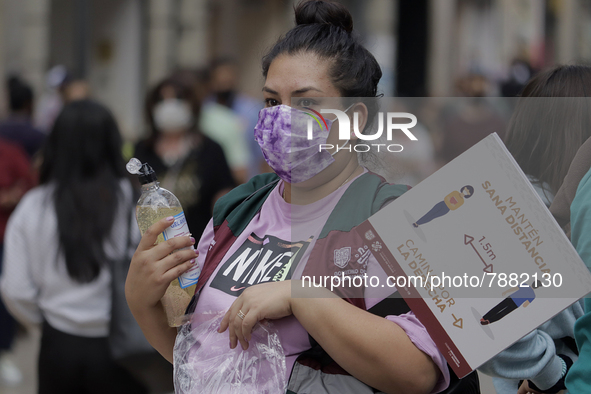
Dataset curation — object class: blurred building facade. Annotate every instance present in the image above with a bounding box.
[0,0,590,140]
[427,0,591,96]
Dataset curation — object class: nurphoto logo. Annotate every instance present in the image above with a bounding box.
[305,107,418,153]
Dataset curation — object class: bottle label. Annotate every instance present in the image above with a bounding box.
[179,263,201,289]
[163,211,200,288]
[163,211,190,240]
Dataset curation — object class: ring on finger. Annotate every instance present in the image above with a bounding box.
[237,310,246,320]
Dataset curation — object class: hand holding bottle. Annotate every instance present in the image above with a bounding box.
[125,216,198,316]
[127,158,201,326]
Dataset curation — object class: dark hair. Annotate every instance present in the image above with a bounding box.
[504,65,591,194]
[7,76,33,112]
[144,76,201,147]
[170,68,208,102]
[261,0,382,133]
[209,56,237,74]
[461,185,474,198]
[40,100,127,283]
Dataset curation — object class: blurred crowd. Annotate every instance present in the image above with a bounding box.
[0,56,275,390]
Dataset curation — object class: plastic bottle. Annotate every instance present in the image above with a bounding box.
[126,158,200,327]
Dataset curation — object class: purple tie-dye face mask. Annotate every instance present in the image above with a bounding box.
[254,104,350,184]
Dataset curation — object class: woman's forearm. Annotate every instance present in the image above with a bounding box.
[132,301,178,363]
[291,289,439,394]
[124,217,199,364]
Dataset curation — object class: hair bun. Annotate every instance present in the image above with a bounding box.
[295,0,353,34]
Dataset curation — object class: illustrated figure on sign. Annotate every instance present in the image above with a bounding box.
[480,281,541,325]
[413,185,474,228]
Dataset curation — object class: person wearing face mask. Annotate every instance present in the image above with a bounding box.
[134,77,235,239]
[204,58,268,179]
[125,2,481,393]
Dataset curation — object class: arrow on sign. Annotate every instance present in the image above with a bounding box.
[464,234,493,273]
[452,314,463,329]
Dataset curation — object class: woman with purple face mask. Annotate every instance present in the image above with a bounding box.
[125,1,466,393]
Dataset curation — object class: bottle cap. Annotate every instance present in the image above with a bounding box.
[126,158,142,174]
[126,158,158,184]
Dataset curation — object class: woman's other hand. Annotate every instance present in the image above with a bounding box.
[218,281,293,350]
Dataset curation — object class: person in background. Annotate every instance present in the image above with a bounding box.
[199,68,251,184]
[550,122,591,394]
[378,113,437,186]
[34,65,68,134]
[433,73,508,167]
[501,59,535,98]
[171,68,251,184]
[134,77,234,239]
[61,79,91,103]
[34,66,91,136]
[0,100,147,394]
[0,138,35,386]
[478,64,591,394]
[0,76,46,159]
[206,57,269,178]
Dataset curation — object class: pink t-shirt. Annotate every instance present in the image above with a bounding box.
[190,173,450,392]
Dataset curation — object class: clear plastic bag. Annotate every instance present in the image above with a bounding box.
[174,312,287,394]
